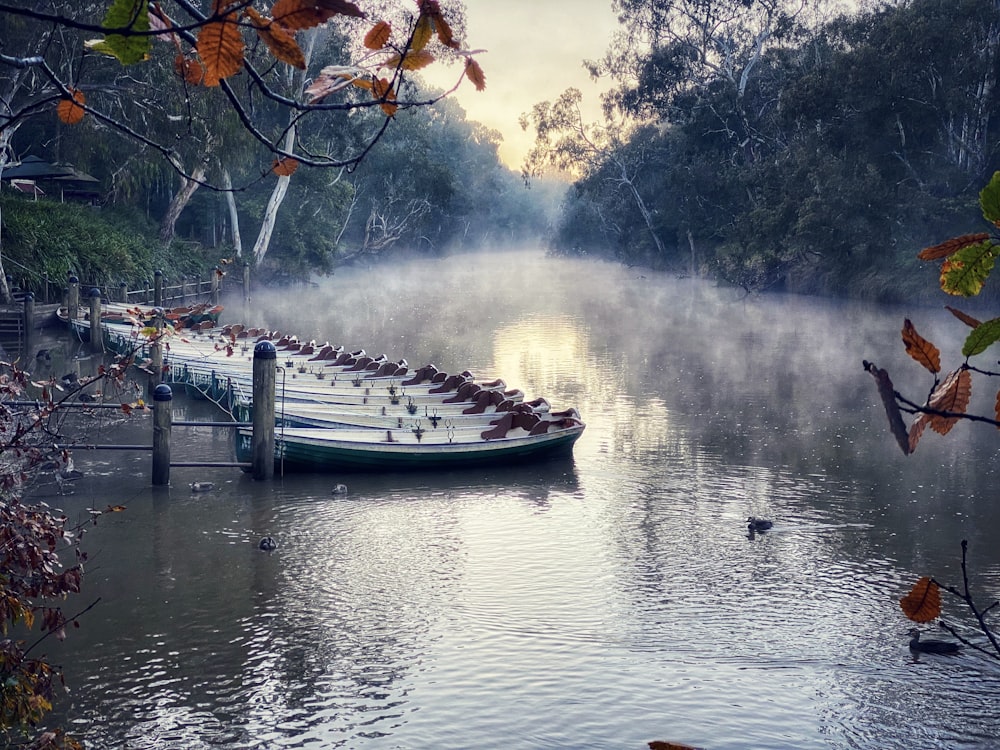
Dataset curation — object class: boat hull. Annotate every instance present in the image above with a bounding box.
[236,425,584,472]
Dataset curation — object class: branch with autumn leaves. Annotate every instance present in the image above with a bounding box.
[7,0,486,186]
[865,171,1000,455]
[899,541,1000,659]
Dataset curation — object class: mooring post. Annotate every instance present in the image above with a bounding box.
[88,288,104,354]
[211,267,220,305]
[154,270,163,307]
[149,309,164,393]
[242,263,251,304]
[152,383,172,486]
[22,293,34,355]
[119,280,128,304]
[252,341,276,480]
[179,275,187,304]
[67,275,79,323]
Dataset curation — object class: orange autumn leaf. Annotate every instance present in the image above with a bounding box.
[197,13,244,86]
[908,412,929,453]
[899,576,941,623]
[271,0,364,31]
[174,54,205,84]
[926,368,972,435]
[465,58,486,91]
[373,77,397,115]
[901,319,940,373]
[56,89,86,125]
[272,157,299,177]
[364,20,391,50]
[435,14,457,48]
[917,233,991,261]
[245,6,305,69]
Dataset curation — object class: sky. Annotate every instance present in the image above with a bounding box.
[419,1,620,170]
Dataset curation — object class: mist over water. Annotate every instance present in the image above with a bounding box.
[35,248,1000,749]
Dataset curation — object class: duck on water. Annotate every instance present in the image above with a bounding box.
[908,628,961,654]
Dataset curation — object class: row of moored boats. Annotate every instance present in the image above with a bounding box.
[62,303,586,472]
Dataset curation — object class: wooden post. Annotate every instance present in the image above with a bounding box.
[22,293,34,355]
[179,275,187,304]
[152,383,172,486]
[210,267,220,305]
[119,281,128,304]
[67,276,79,323]
[242,263,251,304]
[154,270,163,307]
[149,309,163,393]
[88,288,104,353]
[251,340,276,480]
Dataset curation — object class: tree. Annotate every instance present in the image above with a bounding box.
[521,88,668,260]
[0,0,488,278]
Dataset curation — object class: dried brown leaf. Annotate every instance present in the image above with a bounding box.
[945,305,982,328]
[901,319,941,373]
[56,89,86,125]
[245,6,305,69]
[174,54,205,84]
[927,368,972,435]
[197,14,244,86]
[465,58,486,91]
[271,0,364,31]
[272,157,299,177]
[899,576,941,623]
[917,233,991,261]
[364,20,391,50]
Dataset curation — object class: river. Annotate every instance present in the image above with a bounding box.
[26,249,1000,749]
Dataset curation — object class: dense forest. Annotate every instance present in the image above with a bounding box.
[2,0,999,304]
[525,0,1000,302]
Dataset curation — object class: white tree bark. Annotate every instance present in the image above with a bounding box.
[221,169,243,258]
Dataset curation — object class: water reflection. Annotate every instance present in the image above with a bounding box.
[27,249,1000,748]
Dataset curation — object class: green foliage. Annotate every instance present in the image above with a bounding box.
[941,242,998,297]
[979,172,1000,224]
[962,318,1000,358]
[540,0,1000,299]
[96,0,151,65]
[0,195,219,292]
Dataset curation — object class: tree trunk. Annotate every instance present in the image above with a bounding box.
[252,127,295,265]
[159,165,206,243]
[0,136,17,304]
[222,169,243,258]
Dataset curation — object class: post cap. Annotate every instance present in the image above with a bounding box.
[153,384,173,402]
[89,287,101,298]
[68,275,79,284]
[254,341,277,360]
[154,270,163,277]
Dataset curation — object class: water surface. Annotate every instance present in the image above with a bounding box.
[32,249,1000,749]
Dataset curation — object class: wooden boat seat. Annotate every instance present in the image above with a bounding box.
[462,389,504,414]
[480,412,514,440]
[443,382,480,403]
[402,364,438,385]
[429,374,467,393]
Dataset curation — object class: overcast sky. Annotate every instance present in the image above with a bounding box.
[419,1,620,170]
